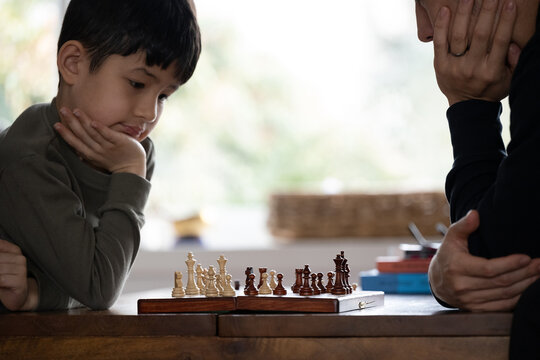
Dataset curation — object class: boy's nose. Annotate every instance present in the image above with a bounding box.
[135,100,157,123]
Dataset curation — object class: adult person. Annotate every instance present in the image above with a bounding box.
[416,0,540,357]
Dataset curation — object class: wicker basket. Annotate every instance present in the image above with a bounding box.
[267,192,450,238]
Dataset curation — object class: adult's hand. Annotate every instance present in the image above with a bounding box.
[433,0,521,106]
[429,210,540,312]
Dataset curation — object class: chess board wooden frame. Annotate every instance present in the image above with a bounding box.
[137,291,384,314]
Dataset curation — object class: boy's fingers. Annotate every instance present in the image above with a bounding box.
[507,43,522,72]
[433,7,451,66]
[0,240,22,255]
[59,108,101,150]
[449,0,474,55]
[54,122,95,157]
[72,109,112,147]
[469,0,499,57]
[488,0,517,67]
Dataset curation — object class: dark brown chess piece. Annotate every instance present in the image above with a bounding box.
[292,268,303,293]
[326,272,334,293]
[345,263,352,294]
[299,265,314,296]
[310,273,321,295]
[317,272,326,293]
[244,267,253,295]
[258,267,267,289]
[341,251,352,294]
[273,273,287,295]
[246,273,259,296]
[331,254,346,295]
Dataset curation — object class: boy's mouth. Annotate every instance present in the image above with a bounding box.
[122,125,144,139]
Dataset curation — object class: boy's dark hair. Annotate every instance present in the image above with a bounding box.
[58,0,201,85]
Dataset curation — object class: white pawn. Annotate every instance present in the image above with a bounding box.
[172,271,185,297]
[269,270,277,290]
[222,274,236,297]
[205,266,219,297]
[185,252,199,296]
[258,272,272,295]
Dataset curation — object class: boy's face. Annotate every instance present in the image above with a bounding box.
[415,0,538,49]
[71,51,180,142]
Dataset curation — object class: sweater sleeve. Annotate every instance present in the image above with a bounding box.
[445,26,540,259]
[0,155,151,310]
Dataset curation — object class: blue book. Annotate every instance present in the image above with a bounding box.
[359,269,431,294]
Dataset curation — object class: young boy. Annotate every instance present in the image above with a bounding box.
[0,0,201,311]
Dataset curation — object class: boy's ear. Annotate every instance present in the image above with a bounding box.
[57,40,88,85]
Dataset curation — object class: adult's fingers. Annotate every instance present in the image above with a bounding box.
[0,240,22,255]
[450,0,474,55]
[433,7,451,67]
[464,294,520,312]
[488,0,517,67]
[468,0,499,58]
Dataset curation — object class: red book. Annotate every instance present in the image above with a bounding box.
[376,256,432,273]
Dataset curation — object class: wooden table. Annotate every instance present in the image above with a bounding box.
[0,289,512,360]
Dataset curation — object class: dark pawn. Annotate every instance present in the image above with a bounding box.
[299,265,314,296]
[292,268,303,293]
[258,267,267,289]
[317,272,326,293]
[310,273,321,295]
[246,273,259,296]
[273,273,287,295]
[326,272,334,293]
[244,266,253,295]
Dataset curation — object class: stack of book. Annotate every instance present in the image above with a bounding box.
[360,254,432,294]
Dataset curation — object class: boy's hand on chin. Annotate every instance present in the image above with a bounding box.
[55,108,147,178]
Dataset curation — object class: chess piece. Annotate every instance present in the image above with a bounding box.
[273,273,287,295]
[292,268,303,293]
[246,273,259,296]
[352,283,358,292]
[258,273,272,295]
[196,264,205,295]
[222,274,236,297]
[205,266,219,297]
[172,271,185,297]
[258,267,267,289]
[269,270,277,290]
[317,272,326,293]
[299,265,314,296]
[244,267,253,294]
[217,255,228,289]
[185,252,199,295]
[331,254,346,295]
[326,272,334,293]
[215,274,224,296]
[341,251,352,294]
[310,273,321,295]
[234,280,240,291]
[345,263,352,294]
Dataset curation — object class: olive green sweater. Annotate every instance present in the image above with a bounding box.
[0,99,154,311]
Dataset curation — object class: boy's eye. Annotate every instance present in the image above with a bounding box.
[129,80,145,89]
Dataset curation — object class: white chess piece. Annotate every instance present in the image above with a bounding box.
[205,266,219,297]
[185,252,199,295]
[269,270,277,290]
[215,274,224,296]
[196,264,205,295]
[172,271,185,297]
[258,273,272,295]
[216,255,228,289]
[222,274,236,297]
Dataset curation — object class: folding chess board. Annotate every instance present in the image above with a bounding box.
[138,251,384,314]
[137,290,384,314]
